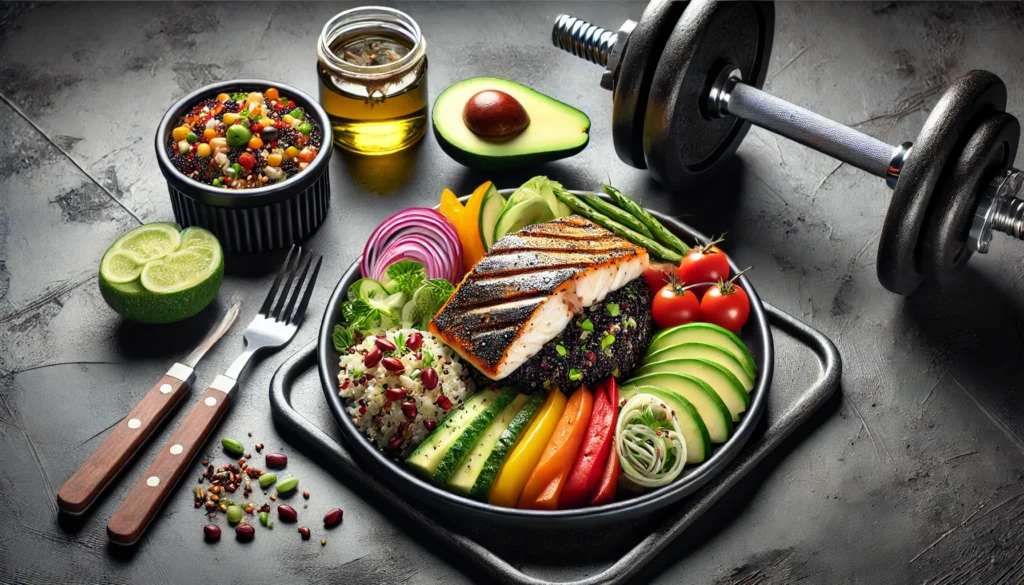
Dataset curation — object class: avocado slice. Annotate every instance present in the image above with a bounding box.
[432,77,590,171]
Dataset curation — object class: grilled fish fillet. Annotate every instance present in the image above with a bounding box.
[429,215,649,380]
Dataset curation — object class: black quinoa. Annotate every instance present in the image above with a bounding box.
[473,277,655,392]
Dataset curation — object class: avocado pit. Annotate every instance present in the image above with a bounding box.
[463,90,530,139]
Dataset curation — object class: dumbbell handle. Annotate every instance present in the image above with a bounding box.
[716,76,897,178]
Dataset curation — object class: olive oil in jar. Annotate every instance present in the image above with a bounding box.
[317,8,428,156]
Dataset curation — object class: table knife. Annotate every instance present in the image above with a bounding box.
[57,302,240,515]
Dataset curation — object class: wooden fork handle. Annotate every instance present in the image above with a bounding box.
[57,364,196,516]
[107,375,237,546]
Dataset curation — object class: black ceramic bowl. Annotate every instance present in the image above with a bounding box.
[317,193,774,528]
[155,79,333,254]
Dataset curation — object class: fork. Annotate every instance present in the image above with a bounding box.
[107,246,322,546]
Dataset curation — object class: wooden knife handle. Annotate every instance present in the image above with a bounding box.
[107,375,237,546]
[57,364,195,516]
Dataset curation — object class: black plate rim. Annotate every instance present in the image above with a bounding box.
[316,191,775,528]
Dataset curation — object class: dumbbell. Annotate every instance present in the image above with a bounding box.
[551,0,1024,295]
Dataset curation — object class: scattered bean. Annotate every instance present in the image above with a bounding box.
[278,504,298,523]
[259,511,273,528]
[276,477,299,495]
[235,523,255,542]
[384,387,407,402]
[302,491,310,499]
[298,526,311,540]
[420,367,439,390]
[265,453,288,468]
[381,357,405,373]
[258,473,277,489]
[375,337,397,352]
[321,539,327,546]
[323,508,343,528]
[364,347,382,368]
[407,332,423,350]
[226,505,243,525]
[221,438,245,457]
[203,524,221,543]
[401,402,418,420]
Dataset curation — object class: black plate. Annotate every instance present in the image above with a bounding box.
[316,191,774,528]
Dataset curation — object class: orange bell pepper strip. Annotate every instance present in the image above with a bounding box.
[560,378,618,507]
[489,389,567,508]
[517,386,594,510]
[458,182,490,271]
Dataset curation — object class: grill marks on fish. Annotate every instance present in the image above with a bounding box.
[430,216,649,380]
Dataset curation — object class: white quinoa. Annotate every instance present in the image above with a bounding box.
[338,329,475,457]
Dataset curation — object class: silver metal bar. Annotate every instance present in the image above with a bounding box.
[720,78,897,179]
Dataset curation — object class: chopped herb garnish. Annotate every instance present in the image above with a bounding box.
[569,368,583,382]
[624,316,638,330]
[606,303,620,317]
[422,348,434,366]
[601,333,616,351]
[556,344,567,357]
[579,318,594,332]
[580,330,592,341]
[395,331,407,354]
[332,324,355,352]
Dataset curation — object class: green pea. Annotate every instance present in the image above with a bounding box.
[221,437,244,456]
[258,473,277,489]
[185,132,198,144]
[226,505,243,525]
[288,107,304,120]
[226,124,252,147]
[276,477,299,495]
[232,162,244,176]
[258,511,273,528]
[298,122,312,135]
[212,178,223,187]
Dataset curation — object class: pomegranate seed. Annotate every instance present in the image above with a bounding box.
[387,435,404,451]
[424,419,438,431]
[323,508,343,528]
[375,337,397,352]
[407,332,423,350]
[298,526,311,540]
[384,387,407,401]
[420,367,439,390]
[265,453,288,468]
[401,402,418,419]
[235,523,255,542]
[359,404,367,414]
[204,524,221,542]
[381,357,405,373]
[278,504,298,522]
[436,395,453,410]
[364,347,382,368]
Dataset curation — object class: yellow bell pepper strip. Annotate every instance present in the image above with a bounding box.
[439,188,465,224]
[517,386,594,510]
[488,390,567,508]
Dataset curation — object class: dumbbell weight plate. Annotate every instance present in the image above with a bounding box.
[877,70,1008,295]
[642,0,774,190]
[919,112,1020,284]
[612,0,689,169]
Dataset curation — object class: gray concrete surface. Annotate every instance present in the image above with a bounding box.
[2,2,1024,583]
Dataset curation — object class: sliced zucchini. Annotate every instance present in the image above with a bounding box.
[478,185,506,250]
[406,389,499,479]
[430,388,517,484]
[346,278,389,301]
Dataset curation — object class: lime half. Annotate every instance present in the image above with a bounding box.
[99,224,224,324]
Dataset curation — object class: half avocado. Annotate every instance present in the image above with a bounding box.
[432,77,591,171]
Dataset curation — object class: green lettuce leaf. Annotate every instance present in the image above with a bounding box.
[401,278,456,329]
[381,260,426,296]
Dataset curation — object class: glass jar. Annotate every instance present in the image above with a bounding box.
[317,7,428,156]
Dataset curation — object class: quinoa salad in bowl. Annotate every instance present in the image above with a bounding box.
[338,329,475,457]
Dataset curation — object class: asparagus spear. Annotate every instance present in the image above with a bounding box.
[580,193,653,237]
[553,187,683,264]
[601,184,691,254]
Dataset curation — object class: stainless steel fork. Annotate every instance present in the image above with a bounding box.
[108,245,322,545]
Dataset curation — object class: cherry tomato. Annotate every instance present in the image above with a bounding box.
[700,280,750,333]
[677,243,730,294]
[643,263,675,291]
[651,283,702,329]
[237,152,256,170]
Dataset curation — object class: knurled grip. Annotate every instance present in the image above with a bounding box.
[725,81,896,178]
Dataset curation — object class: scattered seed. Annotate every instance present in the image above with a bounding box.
[265,453,288,468]
[278,504,298,522]
[226,505,243,525]
[302,491,310,499]
[298,526,311,540]
[258,473,278,489]
[221,438,245,457]
[321,539,326,546]
[235,523,256,542]
[323,508,343,528]
[204,524,221,543]
[276,477,299,495]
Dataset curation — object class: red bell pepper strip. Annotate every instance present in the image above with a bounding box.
[588,378,620,506]
[560,378,618,507]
